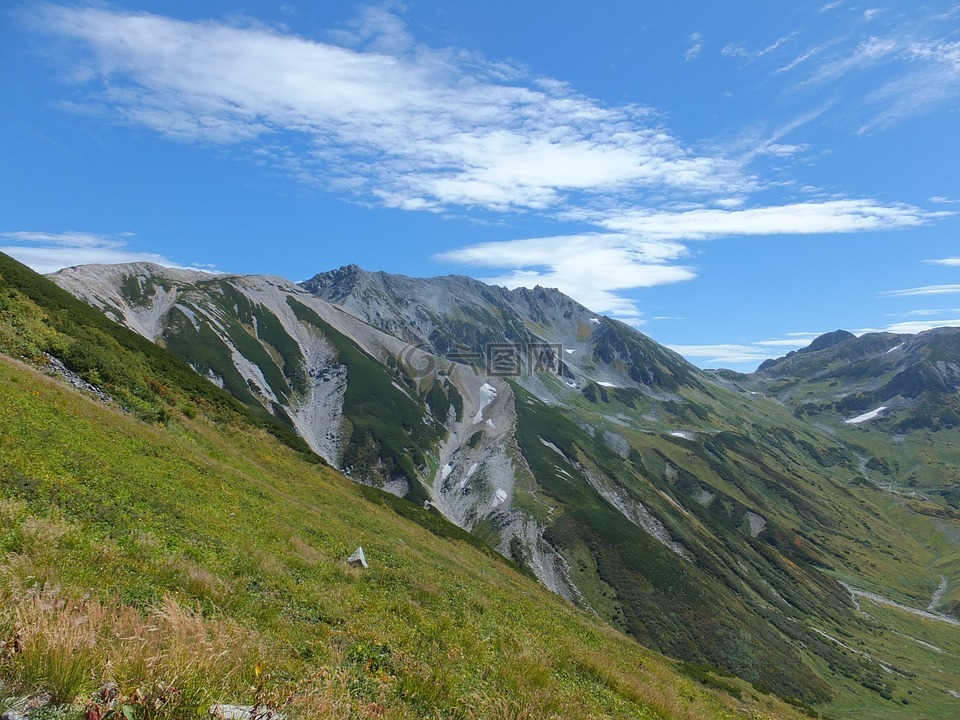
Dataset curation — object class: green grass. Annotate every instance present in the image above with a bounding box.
[0,355,815,720]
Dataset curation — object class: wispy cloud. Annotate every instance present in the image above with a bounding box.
[0,231,198,274]
[669,332,823,366]
[685,33,703,61]
[33,4,747,215]
[882,284,960,297]
[668,343,775,365]
[721,34,795,61]
[598,199,940,240]
[878,318,960,334]
[859,38,960,132]
[787,26,960,133]
[924,257,960,267]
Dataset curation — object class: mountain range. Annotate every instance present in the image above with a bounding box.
[0,253,958,718]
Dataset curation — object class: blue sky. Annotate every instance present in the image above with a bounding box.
[3,1,960,370]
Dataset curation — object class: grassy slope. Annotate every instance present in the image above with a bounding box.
[0,359,817,719]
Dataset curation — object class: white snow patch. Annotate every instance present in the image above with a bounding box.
[441,462,454,480]
[887,344,904,354]
[564,348,575,354]
[539,437,569,460]
[473,382,498,423]
[669,431,695,440]
[589,317,601,325]
[596,381,618,388]
[845,406,887,424]
[485,418,496,429]
[457,462,479,491]
[493,488,508,507]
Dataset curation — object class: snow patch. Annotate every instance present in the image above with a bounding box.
[457,462,479,491]
[473,382,498,423]
[539,437,569,460]
[589,317,601,325]
[441,462,454,480]
[564,348,575,354]
[845,406,887,424]
[669,431,694,440]
[596,381,618,388]
[493,488,508,507]
[485,418,496,429]
[886,344,904,354]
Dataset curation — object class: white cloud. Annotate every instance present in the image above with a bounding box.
[35,4,748,214]
[857,38,960,133]
[776,45,825,74]
[790,29,960,132]
[0,231,199,275]
[721,34,794,62]
[892,308,960,317]
[670,332,822,365]
[685,33,703,61]
[668,343,773,365]
[599,199,940,240]
[883,284,960,297]
[924,257,960,267]
[880,318,960,334]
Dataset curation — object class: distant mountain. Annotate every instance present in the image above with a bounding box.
[742,328,960,433]
[48,260,960,712]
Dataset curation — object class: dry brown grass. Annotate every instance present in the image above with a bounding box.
[0,586,258,714]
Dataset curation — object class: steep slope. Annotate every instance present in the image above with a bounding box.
[0,253,820,720]
[48,259,960,714]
